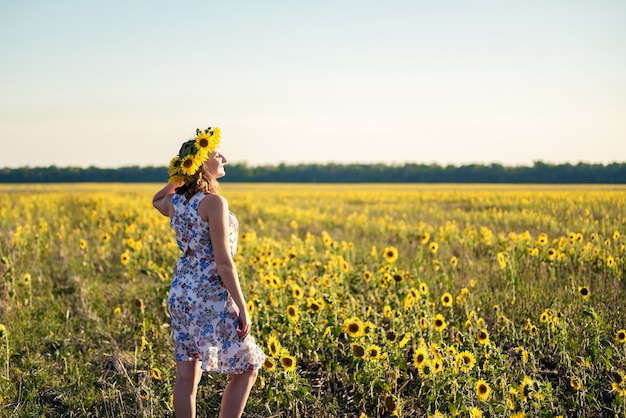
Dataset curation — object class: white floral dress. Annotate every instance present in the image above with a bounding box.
[168,192,265,373]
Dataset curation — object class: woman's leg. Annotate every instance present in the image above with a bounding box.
[173,360,202,418]
[219,369,258,418]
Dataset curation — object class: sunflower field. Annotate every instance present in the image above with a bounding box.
[0,183,625,418]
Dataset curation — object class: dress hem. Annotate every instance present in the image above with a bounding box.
[174,358,264,375]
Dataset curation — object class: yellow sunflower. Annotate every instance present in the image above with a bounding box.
[188,127,220,162]
[419,317,428,329]
[179,154,200,176]
[193,149,209,168]
[22,273,31,286]
[322,326,331,339]
[446,345,457,357]
[578,286,590,300]
[398,332,412,348]
[432,357,443,374]
[133,298,144,311]
[383,246,399,263]
[507,387,518,409]
[195,131,213,151]
[200,127,221,151]
[497,252,506,270]
[440,292,453,307]
[469,407,483,418]
[246,300,256,316]
[139,336,147,351]
[475,379,492,401]
[418,362,433,379]
[613,382,626,397]
[413,346,429,368]
[151,367,162,380]
[477,329,490,345]
[616,329,626,343]
[168,156,182,177]
[292,284,303,300]
[432,314,447,332]
[384,394,398,415]
[263,357,276,371]
[612,372,626,396]
[280,354,297,372]
[570,377,581,390]
[365,344,382,361]
[537,233,548,246]
[286,305,299,322]
[607,255,615,267]
[351,343,365,358]
[344,317,365,338]
[574,356,586,368]
[381,272,393,286]
[429,242,438,254]
[306,297,324,313]
[267,335,281,358]
[455,350,476,373]
[404,293,416,312]
[420,232,430,244]
[0,324,7,339]
[515,346,529,363]
[518,376,534,402]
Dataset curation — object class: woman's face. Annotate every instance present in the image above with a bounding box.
[205,149,227,179]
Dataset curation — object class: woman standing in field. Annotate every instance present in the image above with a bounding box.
[152,127,265,418]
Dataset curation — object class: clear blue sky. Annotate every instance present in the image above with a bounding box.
[1,0,625,168]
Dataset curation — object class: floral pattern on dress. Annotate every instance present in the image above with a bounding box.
[168,192,265,374]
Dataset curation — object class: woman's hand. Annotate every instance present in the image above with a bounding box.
[237,308,252,340]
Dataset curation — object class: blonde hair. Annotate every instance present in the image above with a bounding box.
[174,141,220,199]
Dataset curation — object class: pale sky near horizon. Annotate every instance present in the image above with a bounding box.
[1,0,625,169]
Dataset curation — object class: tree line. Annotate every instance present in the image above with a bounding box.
[0,161,624,183]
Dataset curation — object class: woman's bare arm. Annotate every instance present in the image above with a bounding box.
[200,194,251,340]
[152,183,177,217]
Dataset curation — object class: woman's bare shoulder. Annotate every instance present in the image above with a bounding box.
[198,193,228,220]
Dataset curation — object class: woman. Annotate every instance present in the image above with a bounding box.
[152,127,265,418]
